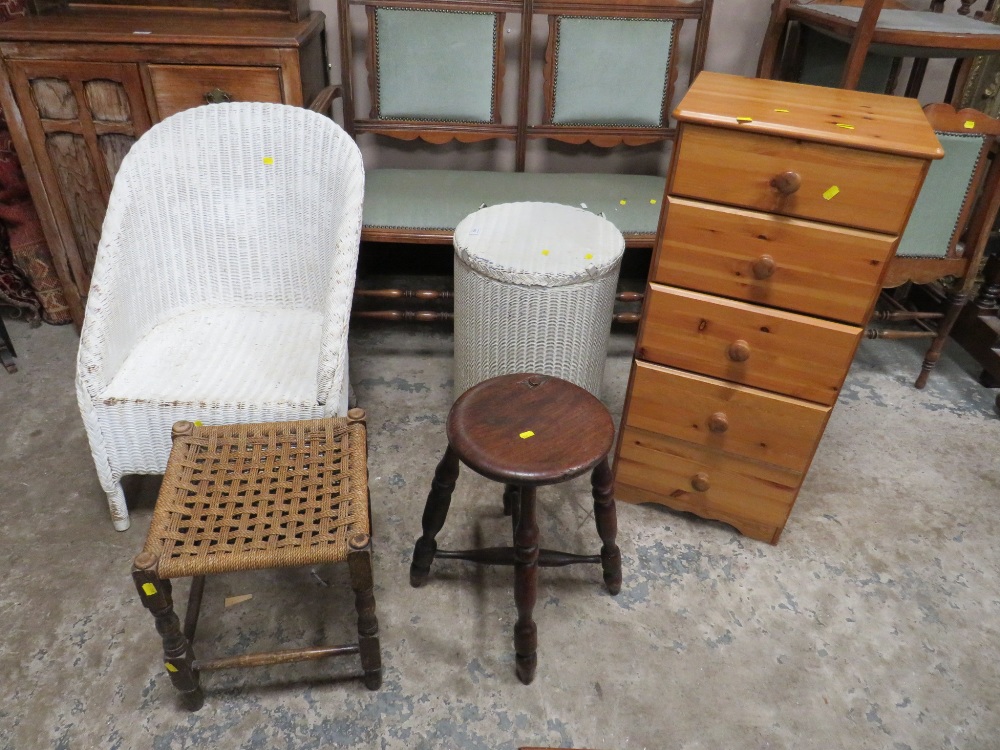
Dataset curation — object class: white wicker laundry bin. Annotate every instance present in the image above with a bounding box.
[453,202,625,399]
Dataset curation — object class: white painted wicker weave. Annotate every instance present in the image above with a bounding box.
[76,103,364,531]
[453,202,624,398]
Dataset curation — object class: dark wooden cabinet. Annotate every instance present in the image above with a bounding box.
[0,7,327,327]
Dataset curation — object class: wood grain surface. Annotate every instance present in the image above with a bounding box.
[653,197,897,324]
[637,284,862,406]
[624,360,830,473]
[671,124,927,235]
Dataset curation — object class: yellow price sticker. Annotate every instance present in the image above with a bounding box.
[141,583,157,596]
[262,156,274,165]
[965,120,976,129]
[836,123,855,130]
[619,199,627,206]
[165,662,179,673]
[774,108,790,113]
[519,430,535,439]
[541,249,550,256]
[823,185,840,201]
[650,199,657,205]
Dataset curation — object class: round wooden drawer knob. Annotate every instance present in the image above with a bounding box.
[691,472,711,492]
[770,170,801,195]
[708,412,729,433]
[727,339,751,362]
[752,254,776,280]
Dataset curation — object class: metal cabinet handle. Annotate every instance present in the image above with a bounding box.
[204,88,233,104]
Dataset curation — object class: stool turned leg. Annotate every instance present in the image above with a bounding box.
[132,552,203,711]
[410,446,461,587]
[591,458,622,596]
[503,484,519,517]
[348,533,383,690]
[513,485,539,685]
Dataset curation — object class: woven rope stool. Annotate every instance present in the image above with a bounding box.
[409,373,621,685]
[453,202,625,399]
[132,413,382,711]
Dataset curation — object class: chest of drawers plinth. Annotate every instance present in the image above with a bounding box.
[614,72,943,544]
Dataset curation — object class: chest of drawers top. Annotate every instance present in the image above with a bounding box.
[674,71,943,161]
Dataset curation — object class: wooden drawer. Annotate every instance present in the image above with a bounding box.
[148,64,284,120]
[638,284,861,405]
[653,198,897,325]
[670,124,926,235]
[627,360,830,472]
[615,425,802,544]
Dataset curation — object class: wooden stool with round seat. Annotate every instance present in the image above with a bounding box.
[409,373,622,684]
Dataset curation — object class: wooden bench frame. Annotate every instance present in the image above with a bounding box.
[328,0,713,251]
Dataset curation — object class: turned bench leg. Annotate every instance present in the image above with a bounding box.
[513,485,539,685]
[410,446,460,587]
[132,552,204,711]
[591,458,622,595]
[348,533,383,690]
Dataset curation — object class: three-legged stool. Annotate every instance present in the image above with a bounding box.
[409,373,621,684]
[132,413,382,710]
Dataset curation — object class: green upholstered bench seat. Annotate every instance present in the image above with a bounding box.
[362,169,667,240]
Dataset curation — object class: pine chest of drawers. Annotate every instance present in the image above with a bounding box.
[613,72,942,544]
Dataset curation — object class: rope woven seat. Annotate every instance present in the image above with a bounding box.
[145,417,370,578]
[132,414,381,711]
[453,202,625,398]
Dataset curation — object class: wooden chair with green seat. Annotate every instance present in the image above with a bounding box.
[866,103,1000,388]
[757,0,1000,100]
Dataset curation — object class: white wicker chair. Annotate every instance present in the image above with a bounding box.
[76,103,364,531]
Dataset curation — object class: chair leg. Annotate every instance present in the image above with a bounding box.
[513,485,539,685]
[410,446,460,587]
[132,552,203,711]
[348,533,383,690]
[108,482,130,531]
[916,292,967,389]
[591,458,622,596]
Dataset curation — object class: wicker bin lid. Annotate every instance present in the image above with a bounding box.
[454,202,625,287]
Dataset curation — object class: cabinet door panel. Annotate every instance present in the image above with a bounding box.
[8,60,151,326]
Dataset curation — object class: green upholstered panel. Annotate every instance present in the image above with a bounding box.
[551,17,674,127]
[896,132,985,258]
[375,8,497,122]
[797,27,894,95]
[363,169,666,235]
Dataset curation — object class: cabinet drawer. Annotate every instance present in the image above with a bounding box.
[671,124,925,235]
[638,284,861,405]
[627,360,829,472]
[148,64,284,120]
[654,198,896,325]
[615,425,801,544]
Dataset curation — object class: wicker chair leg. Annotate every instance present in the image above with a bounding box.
[106,482,130,531]
[347,533,382,690]
[132,552,203,711]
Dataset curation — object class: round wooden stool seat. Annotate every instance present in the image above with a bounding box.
[447,373,615,487]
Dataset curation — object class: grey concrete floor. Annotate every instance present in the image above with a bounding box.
[1,314,999,750]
